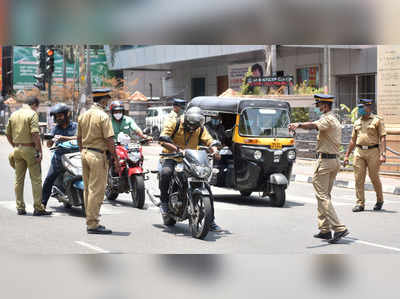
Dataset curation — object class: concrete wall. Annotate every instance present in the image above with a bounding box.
[123,70,164,98]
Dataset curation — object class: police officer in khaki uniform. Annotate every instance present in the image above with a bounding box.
[77,89,120,234]
[166,98,186,121]
[5,97,52,216]
[289,94,349,244]
[344,99,387,212]
[159,107,222,231]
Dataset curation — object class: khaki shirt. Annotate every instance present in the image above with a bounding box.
[312,111,341,155]
[352,114,386,146]
[77,104,114,151]
[6,104,40,143]
[160,116,214,155]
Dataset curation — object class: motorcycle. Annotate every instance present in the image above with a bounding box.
[105,133,149,209]
[147,148,215,240]
[43,134,85,215]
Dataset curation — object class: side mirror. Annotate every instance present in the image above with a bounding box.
[43,133,54,140]
[225,128,234,138]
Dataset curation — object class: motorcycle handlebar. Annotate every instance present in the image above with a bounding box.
[159,152,184,158]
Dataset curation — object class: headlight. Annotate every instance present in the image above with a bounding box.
[194,165,212,179]
[254,150,262,160]
[287,150,296,160]
[175,163,184,172]
[128,152,141,163]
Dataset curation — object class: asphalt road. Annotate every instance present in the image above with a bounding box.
[0,137,399,255]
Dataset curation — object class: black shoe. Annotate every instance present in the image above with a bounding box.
[373,202,383,211]
[33,210,52,216]
[17,209,27,215]
[87,225,112,234]
[313,231,331,240]
[352,205,364,212]
[209,221,223,232]
[160,202,169,216]
[328,229,349,244]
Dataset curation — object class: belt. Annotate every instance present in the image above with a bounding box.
[14,143,35,147]
[83,147,104,154]
[318,153,337,159]
[356,144,379,150]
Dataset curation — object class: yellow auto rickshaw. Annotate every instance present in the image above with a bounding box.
[188,96,296,207]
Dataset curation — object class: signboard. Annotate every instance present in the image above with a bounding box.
[0,46,2,93]
[246,76,294,87]
[377,46,400,127]
[228,62,265,91]
[13,46,111,91]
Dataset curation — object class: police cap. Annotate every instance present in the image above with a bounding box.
[173,98,186,107]
[359,98,374,105]
[314,94,335,104]
[92,88,112,101]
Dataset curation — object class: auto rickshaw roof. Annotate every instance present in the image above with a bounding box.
[188,96,291,114]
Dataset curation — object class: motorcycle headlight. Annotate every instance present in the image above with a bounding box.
[128,152,141,163]
[175,163,184,172]
[287,150,296,160]
[194,165,212,179]
[254,150,262,160]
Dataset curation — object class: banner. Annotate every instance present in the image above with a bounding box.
[246,76,294,87]
[13,46,111,91]
[228,62,265,91]
[0,46,2,93]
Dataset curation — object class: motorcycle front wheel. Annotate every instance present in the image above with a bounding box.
[131,175,145,209]
[105,168,119,201]
[189,195,212,240]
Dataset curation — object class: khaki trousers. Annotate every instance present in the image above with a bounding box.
[13,146,44,211]
[312,158,346,233]
[353,147,383,207]
[81,149,108,229]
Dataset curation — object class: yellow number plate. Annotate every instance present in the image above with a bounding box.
[271,142,282,150]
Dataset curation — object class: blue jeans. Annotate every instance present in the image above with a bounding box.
[42,156,63,207]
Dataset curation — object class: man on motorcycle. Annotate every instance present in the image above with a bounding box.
[158,107,223,232]
[42,103,77,208]
[109,101,150,142]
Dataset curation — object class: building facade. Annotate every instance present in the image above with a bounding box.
[106,45,377,109]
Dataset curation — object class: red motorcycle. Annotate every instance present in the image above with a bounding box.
[105,138,148,209]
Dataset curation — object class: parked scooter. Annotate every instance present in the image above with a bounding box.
[105,133,149,209]
[44,133,85,215]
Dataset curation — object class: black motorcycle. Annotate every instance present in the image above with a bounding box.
[44,134,85,215]
[148,149,214,240]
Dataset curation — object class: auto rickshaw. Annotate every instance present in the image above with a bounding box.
[188,96,296,207]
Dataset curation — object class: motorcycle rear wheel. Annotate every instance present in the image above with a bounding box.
[189,195,212,240]
[131,175,145,209]
[78,190,86,216]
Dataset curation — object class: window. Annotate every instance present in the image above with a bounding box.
[296,66,320,88]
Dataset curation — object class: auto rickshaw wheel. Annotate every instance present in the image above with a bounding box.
[240,191,252,197]
[270,186,286,207]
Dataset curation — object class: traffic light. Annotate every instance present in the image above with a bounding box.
[46,47,55,75]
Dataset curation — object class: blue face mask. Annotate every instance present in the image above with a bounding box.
[358,106,367,118]
[210,119,220,126]
[314,107,323,118]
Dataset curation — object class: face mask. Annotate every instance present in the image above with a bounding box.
[314,107,323,118]
[210,119,220,126]
[113,113,123,120]
[358,107,367,118]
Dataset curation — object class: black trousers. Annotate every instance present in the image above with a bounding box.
[159,159,215,220]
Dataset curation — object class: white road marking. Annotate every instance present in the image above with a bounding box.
[0,201,124,216]
[344,237,400,252]
[75,241,110,254]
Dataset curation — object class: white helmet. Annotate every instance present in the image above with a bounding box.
[184,107,205,131]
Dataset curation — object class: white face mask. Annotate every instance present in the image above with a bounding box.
[113,113,123,120]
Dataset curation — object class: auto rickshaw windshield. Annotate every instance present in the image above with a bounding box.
[239,108,291,137]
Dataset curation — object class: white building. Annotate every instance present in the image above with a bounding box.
[106,45,377,109]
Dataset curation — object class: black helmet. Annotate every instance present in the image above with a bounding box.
[184,107,205,131]
[109,100,124,113]
[50,103,70,116]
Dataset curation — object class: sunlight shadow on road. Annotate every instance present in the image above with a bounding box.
[152,224,230,242]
